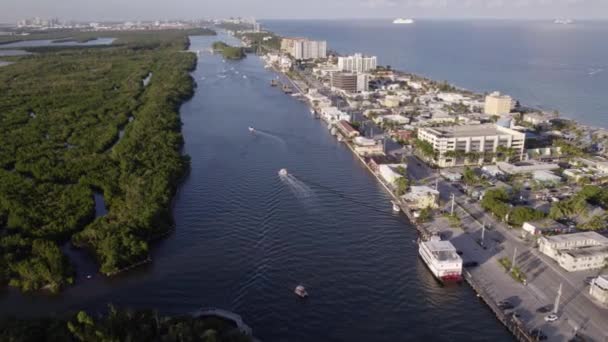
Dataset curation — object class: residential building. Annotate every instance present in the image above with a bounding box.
[353,137,384,156]
[402,186,440,210]
[574,157,608,174]
[335,120,360,140]
[337,53,377,73]
[331,72,369,93]
[281,37,327,60]
[523,112,552,126]
[378,164,407,187]
[496,161,560,175]
[533,170,562,184]
[484,91,513,116]
[319,107,350,123]
[538,232,608,272]
[417,124,526,168]
[589,275,608,304]
[305,89,332,108]
[522,218,569,236]
[383,95,401,108]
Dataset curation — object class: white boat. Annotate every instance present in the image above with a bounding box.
[392,201,401,213]
[294,285,308,298]
[248,126,255,133]
[278,168,288,176]
[393,18,415,25]
[554,19,574,25]
[418,235,463,283]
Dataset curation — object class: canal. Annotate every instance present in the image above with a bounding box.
[0,34,512,341]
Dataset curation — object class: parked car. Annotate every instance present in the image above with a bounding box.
[536,305,551,313]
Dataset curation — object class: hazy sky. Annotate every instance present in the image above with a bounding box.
[3,0,608,22]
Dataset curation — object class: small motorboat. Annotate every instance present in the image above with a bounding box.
[248,127,255,133]
[278,168,288,176]
[392,201,401,213]
[294,285,308,298]
[86,275,92,279]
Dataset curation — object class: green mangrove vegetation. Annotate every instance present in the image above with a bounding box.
[0,306,252,342]
[0,29,213,293]
[212,41,246,60]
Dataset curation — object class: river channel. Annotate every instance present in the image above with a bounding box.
[0,34,512,341]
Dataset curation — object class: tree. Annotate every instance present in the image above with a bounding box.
[395,176,409,196]
[508,207,545,226]
[418,207,433,223]
[462,167,478,186]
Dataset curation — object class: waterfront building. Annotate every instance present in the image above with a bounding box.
[353,137,384,156]
[337,53,377,73]
[417,124,526,168]
[538,232,608,272]
[330,72,369,93]
[589,275,608,304]
[306,89,332,108]
[281,37,327,60]
[484,91,513,116]
[378,164,407,187]
[401,186,439,210]
[335,120,360,140]
[320,106,350,123]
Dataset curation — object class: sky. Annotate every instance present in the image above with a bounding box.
[2,0,608,23]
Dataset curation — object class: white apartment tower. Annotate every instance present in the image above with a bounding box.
[337,53,377,73]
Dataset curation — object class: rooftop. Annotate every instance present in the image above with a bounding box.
[543,231,608,245]
[422,124,520,139]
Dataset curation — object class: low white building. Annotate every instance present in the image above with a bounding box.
[353,137,384,156]
[533,170,562,184]
[378,164,407,186]
[306,89,332,108]
[589,275,608,304]
[481,165,504,178]
[441,171,462,182]
[402,186,439,210]
[496,161,560,175]
[538,232,608,272]
[374,115,410,126]
[383,95,401,108]
[522,218,568,236]
[320,106,350,123]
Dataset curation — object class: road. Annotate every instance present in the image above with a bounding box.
[405,154,608,341]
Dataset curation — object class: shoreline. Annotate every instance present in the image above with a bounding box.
[239,29,604,341]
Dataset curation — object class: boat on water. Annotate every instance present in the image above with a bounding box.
[282,84,293,94]
[554,18,574,25]
[248,127,255,133]
[393,18,415,25]
[391,201,401,213]
[418,234,463,283]
[278,168,288,176]
[270,79,278,87]
[294,285,308,298]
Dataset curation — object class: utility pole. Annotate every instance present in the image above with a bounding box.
[450,193,455,215]
[510,247,518,272]
[481,223,486,246]
[553,283,563,314]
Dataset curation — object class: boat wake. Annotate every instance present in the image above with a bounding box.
[279,172,314,199]
[252,128,288,149]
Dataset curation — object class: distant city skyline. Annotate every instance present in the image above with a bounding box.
[2,0,608,23]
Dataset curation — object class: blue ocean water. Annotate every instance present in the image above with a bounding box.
[264,19,608,127]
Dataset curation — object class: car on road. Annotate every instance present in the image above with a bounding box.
[498,301,514,310]
[529,329,548,340]
[463,261,479,268]
[536,305,552,313]
[544,314,558,322]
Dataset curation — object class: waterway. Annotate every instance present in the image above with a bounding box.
[264,19,608,128]
[0,33,512,341]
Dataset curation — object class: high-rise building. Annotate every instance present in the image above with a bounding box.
[281,38,327,60]
[337,53,377,73]
[331,72,369,93]
[484,91,513,116]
